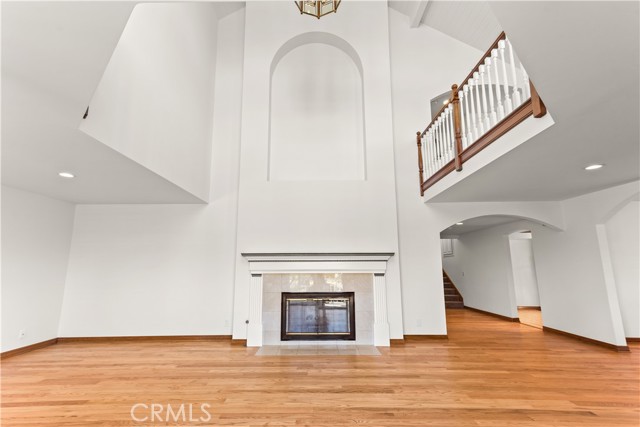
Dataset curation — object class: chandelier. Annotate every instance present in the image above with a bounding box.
[295,1,341,19]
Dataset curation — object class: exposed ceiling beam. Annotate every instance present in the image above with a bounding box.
[409,1,429,28]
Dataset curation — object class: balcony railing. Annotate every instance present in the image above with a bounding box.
[416,32,547,196]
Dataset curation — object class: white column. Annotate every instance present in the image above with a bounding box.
[247,273,263,347]
[372,273,390,346]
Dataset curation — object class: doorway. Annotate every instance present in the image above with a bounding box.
[508,231,543,329]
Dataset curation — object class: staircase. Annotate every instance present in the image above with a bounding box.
[443,270,464,309]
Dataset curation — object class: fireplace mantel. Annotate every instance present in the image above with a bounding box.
[242,252,394,274]
[241,252,394,347]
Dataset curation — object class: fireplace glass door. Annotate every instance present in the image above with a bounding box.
[281,292,355,340]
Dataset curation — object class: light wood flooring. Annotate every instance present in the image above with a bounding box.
[2,309,639,426]
[518,307,544,329]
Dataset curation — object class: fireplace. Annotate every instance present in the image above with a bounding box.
[281,292,356,341]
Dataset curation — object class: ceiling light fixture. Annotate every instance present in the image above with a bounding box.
[456,222,464,225]
[584,164,604,171]
[443,100,449,105]
[295,0,341,19]
[58,172,75,179]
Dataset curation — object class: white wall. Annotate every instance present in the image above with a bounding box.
[57,8,246,337]
[232,2,404,339]
[1,186,75,351]
[58,204,235,336]
[388,8,507,333]
[532,181,639,346]
[80,3,219,202]
[269,43,365,181]
[605,200,639,338]
[509,233,541,307]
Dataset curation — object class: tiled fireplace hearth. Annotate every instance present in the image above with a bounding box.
[241,253,394,347]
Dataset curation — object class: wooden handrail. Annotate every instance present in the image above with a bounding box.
[422,98,450,136]
[422,32,507,137]
[458,31,506,93]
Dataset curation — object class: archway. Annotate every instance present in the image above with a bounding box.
[439,215,550,325]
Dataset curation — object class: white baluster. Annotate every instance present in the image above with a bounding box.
[448,105,456,162]
[437,117,445,168]
[428,135,434,178]
[498,39,513,114]
[491,49,505,121]
[424,129,433,179]
[440,115,447,166]
[459,89,468,149]
[463,85,474,146]
[507,38,522,107]
[441,108,449,166]
[421,134,428,178]
[430,131,436,175]
[484,57,497,127]
[435,120,442,169]
[521,63,531,100]
[479,65,490,131]
[429,131,437,174]
[424,132,431,178]
[445,107,453,162]
[468,80,478,142]
[447,106,453,160]
[473,72,485,136]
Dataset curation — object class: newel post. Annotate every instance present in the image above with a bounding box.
[416,131,425,196]
[451,84,464,171]
[529,80,547,118]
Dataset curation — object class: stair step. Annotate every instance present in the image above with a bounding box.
[443,270,463,307]
[445,301,465,309]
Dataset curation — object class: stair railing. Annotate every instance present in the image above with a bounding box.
[417,32,547,196]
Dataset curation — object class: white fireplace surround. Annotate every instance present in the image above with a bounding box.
[241,253,394,347]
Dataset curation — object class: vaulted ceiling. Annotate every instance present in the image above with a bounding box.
[427,1,639,202]
[1,2,207,203]
[2,1,638,205]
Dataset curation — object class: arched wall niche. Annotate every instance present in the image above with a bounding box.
[268,32,366,181]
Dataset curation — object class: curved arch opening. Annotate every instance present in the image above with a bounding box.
[440,215,549,327]
[268,32,366,181]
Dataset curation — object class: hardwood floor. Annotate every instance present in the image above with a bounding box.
[518,307,543,329]
[2,309,639,426]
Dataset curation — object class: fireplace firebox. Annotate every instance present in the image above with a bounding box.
[281,292,356,341]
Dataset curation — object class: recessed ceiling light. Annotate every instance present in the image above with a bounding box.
[456,222,464,225]
[584,164,604,171]
[58,172,75,179]
[443,100,449,105]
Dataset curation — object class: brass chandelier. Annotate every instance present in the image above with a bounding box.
[295,1,341,19]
